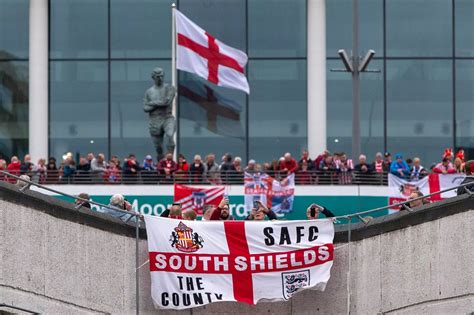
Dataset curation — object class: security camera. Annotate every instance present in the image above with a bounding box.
[359,50,375,72]
[338,49,353,73]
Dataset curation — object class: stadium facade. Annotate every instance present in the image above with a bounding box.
[0,0,473,165]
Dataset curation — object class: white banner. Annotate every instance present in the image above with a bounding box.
[145,216,334,309]
[388,174,429,209]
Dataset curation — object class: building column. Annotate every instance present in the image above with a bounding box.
[307,0,327,158]
[29,0,49,161]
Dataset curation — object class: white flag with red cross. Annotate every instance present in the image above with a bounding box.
[175,9,250,94]
[145,216,334,309]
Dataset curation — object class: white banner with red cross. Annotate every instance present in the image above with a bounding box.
[144,216,334,309]
[388,173,466,209]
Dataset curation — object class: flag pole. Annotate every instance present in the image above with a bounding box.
[171,3,178,161]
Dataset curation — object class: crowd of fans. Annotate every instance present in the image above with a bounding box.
[0,148,471,185]
[74,193,336,223]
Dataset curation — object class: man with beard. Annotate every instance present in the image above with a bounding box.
[210,197,235,221]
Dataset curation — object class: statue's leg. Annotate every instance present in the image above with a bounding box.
[150,120,165,160]
[163,116,177,155]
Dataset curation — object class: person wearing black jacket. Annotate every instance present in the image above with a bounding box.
[306,203,335,219]
[246,200,277,221]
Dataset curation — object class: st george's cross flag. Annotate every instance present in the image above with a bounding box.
[175,9,250,94]
[174,184,225,215]
[145,216,334,309]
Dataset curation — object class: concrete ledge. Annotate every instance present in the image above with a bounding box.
[0,181,147,239]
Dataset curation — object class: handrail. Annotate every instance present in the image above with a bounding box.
[0,170,140,219]
[334,177,474,220]
[0,303,40,314]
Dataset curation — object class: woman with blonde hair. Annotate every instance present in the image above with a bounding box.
[453,157,465,173]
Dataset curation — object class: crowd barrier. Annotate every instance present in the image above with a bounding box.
[1,169,392,185]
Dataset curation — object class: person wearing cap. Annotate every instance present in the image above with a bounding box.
[390,153,410,178]
[143,155,157,171]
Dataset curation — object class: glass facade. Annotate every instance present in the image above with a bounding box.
[326,0,474,165]
[0,0,29,159]
[47,0,307,164]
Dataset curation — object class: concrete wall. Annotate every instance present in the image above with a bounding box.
[1,183,473,314]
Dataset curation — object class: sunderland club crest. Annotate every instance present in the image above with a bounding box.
[281,270,310,300]
[169,222,204,253]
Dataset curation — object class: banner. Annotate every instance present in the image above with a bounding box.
[244,172,295,214]
[174,184,225,215]
[388,173,466,209]
[428,173,465,201]
[388,174,429,209]
[145,216,334,309]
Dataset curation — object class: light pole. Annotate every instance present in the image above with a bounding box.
[330,0,379,160]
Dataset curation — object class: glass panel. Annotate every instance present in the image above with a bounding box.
[248,60,307,163]
[359,0,383,55]
[328,60,388,159]
[111,60,171,161]
[387,60,453,165]
[360,60,384,160]
[327,60,352,156]
[455,0,474,57]
[326,0,352,57]
[0,61,28,159]
[50,61,108,161]
[386,0,452,57]
[248,0,306,58]
[179,0,246,51]
[326,0,383,58]
[178,72,246,163]
[111,0,172,58]
[0,0,29,59]
[50,0,108,59]
[456,60,474,156]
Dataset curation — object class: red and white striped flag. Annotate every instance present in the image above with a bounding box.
[175,9,250,94]
[174,184,225,215]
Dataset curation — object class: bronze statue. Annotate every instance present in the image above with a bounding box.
[143,67,176,159]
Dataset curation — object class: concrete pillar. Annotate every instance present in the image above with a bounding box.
[29,0,49,161]
[307,0,327,158]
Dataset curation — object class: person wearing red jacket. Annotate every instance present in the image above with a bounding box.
[7,156,22,183]
[279,152,298,175]
[157,153,178,178]
[433,158,456,174]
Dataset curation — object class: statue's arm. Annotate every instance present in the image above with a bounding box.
[165,86,177,104]
[143,91,158,113]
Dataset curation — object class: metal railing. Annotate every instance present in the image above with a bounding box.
[2,169,472,315]
[0,169,396,185]
[0,170,142,315]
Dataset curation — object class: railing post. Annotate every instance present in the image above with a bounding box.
[135,219,140,315]
[346,216,352,315]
